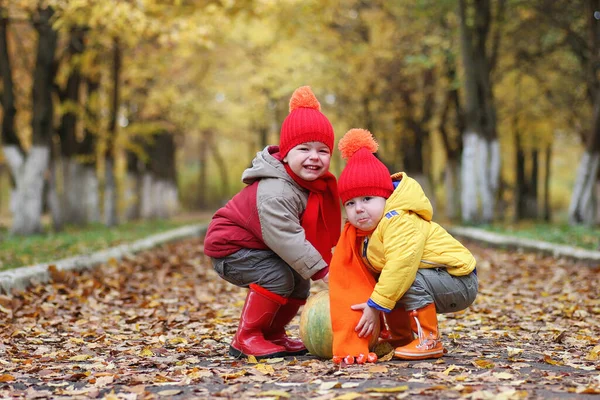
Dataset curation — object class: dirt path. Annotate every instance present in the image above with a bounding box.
[0,239,598,399]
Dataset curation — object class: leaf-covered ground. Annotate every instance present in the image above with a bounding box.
[1,239,599,399]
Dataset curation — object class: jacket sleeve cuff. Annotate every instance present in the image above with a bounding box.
[369,291,396,311]
[311,266,329,281]
[367,298,392,313]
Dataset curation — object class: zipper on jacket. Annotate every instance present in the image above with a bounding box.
[362,237,377,274]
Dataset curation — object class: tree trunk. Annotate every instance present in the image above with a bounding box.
[124,150,141,221]
[141,131,178,218]
[198,130,209,209]
[567,0,600,225]
[8,7,57,235]
[81,77,100,223]
[543,144,552,222]
[438,50,464,221]
[47,150,63,231]
[54,28,85,226]
[444,159,461,220]
[207,132,230,204]
[0,8,19,150]
[458,0,501,224]
[568,151,599,224]
[104,38,120,227]
[0,7,20,222]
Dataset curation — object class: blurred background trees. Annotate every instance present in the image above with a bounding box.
[0,0,599,235]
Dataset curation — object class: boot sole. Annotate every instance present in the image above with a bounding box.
[393,348,443,360]
[229,345,287,360]
[285,348,308,356]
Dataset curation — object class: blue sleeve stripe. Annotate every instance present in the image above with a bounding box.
[385,210,399,219]
[367,298,392,313]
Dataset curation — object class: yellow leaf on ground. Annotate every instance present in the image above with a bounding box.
[0,374,15,382]
[443,365,457,375]
[473,359,495,369]
[169,337,188,345]
[378,349,394,362]
[69,354,92,361]
[585,345,600,361]
[576,386,600,394]
[247,355,258,364]
[255,364,275,375]
[543,355,563,366]
[221,370,247,379]
[256,390,291,398]
[139,348,154,357]
[366,386,409,393]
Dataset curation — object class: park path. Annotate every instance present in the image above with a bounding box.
[0,238,599,399]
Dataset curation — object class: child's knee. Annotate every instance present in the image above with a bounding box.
[257,268,296,297]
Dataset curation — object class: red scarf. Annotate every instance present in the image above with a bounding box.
[283,164,341,265]
[329,222,377,357]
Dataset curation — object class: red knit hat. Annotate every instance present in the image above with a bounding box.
[279,86,334,157]
[338,129,394,204]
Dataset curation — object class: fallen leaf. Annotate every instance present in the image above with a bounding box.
[473,359,495,369]
[333,393,362,400]
[157,389,182,396]
[366,386,409,393]
[368,365,388,373]
[506,347,524,357]
[256,390,291,398]
[543,355,563,366]
[69,354,92,361]
[319,381,340,390]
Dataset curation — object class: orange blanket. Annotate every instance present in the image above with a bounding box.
[329,222,377,357]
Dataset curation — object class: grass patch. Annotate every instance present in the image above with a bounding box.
[478,222,600,251]
[0,219,207,272]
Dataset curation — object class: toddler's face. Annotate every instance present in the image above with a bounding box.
[283,142,331,181]
[344,196,386,231]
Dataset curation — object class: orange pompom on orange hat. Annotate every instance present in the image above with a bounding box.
[338,129,394,203]
[279,86,335,157]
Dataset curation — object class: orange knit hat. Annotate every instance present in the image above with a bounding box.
[338,129,394,204]
[279,86,335,157]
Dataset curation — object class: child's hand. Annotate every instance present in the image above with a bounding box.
[321,273,329,284]
[350,302,380,338]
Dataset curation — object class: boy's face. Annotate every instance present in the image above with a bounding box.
[344,196,387,231]
[283,142,331,181]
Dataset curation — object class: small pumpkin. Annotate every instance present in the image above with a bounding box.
[299,290,379,359]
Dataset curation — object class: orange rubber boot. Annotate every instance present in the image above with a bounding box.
[394,303,444,360]
[229,284,287,359]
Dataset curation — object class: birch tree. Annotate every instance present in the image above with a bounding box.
[458,0,505,223]
[2,5,57,235]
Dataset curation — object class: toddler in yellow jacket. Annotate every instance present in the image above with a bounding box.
[329,129,478,362]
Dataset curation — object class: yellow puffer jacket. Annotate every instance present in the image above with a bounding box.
[366,172,476,311]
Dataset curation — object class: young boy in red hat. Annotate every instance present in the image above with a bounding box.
[204,86,341,359]
[329,128,478,363]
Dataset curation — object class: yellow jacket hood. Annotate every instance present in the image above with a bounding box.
[387,172,433,222]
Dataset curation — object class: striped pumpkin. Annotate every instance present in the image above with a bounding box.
[299,290,379,359]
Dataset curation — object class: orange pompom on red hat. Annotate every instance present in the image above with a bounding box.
[338,129,394,203]
[279,86,335,156]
